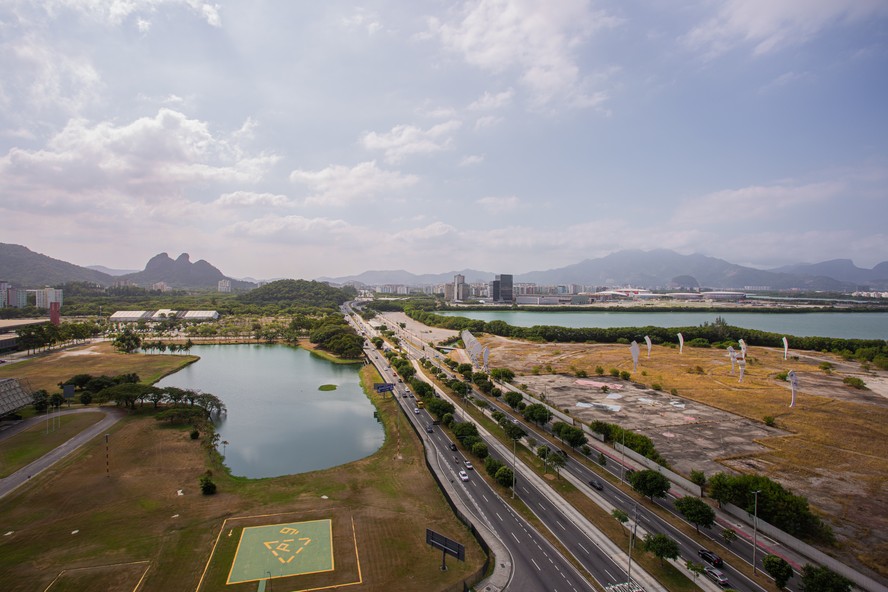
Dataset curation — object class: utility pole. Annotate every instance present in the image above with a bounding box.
[627,503,638,585]
[752,490,761,575]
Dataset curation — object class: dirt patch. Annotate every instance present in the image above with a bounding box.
[483,334,888,579]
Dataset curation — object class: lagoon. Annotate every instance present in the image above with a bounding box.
[438,310,888,340]
[156,344,384,479]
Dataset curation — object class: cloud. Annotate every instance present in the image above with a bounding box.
[474,116,502,130]
[289,161,419,206]
[342,8,382,35]
[683,0,888,57]
[0,109,278,212]
[672,181,843,225]
[468,89,514,110]
[476,195,521,213]
[427,0,620,108]
[459,154,484,167]
[361,120,462,163]
[224,214,354,241]
[214,191,294,208]
[41,0,222,27]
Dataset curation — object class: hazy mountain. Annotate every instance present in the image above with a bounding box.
[323,249,880,291]
[0,243,114,287]
[769,259,888,286]
[86,265,139,276]
[319,268,494,286]
[119,253,254,290]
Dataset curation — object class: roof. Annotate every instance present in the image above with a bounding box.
[181,310,219,320]
[109,311,152,321]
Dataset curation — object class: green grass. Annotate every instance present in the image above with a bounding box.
[0,412,105,477]
[318,384,337,391]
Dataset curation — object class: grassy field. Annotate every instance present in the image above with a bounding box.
[0,352,485,592]
[0,341,197,393]
[0,412,104,477]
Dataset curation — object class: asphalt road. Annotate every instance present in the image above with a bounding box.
[0,407,125,500]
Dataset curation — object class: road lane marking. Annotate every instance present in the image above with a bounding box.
[511,531,521,543]
[531,558,541,571]
[578,542,589,554]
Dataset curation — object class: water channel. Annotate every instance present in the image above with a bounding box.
[155,344,385,479]
[438,310,888,340]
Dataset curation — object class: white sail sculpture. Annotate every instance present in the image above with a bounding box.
[630,340,640,372]
[644,335,652,358]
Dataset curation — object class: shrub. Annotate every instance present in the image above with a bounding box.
[620,371,631,381]
[764,416,776,427]
[199,474,217,495]
[670,388,678,396]
[775,371,788,381]
[843,376,866,389]
[609,368,620,377]
[576,369,588,378]
[190,429,200,440]
[651,383,662,391]
[595,366,604,376]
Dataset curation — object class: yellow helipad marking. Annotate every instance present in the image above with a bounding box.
[263,527,312,564]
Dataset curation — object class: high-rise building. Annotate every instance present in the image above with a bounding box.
[496,274,513,303]
[34,287,63,308]
[453,274,468,301]
[490,279,500,301]
[217,279,231,293]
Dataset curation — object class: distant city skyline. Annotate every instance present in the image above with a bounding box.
[1,2,886,279]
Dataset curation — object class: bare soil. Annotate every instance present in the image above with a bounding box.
[482,335,888,579]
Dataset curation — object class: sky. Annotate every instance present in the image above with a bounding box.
[1,0,887,281]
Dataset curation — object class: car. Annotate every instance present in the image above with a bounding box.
[704,567,729,587]
[413,407,420,414]
[425,424,433,433]
[464,460,474,470]
[589,479,604,491]
[698,549,723,567]
[458,470,469,482]
[449,442,457,451]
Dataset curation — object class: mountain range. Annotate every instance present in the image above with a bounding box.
[0,243,253,291]
[2,243,887,292]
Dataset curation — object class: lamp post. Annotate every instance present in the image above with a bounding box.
[222,440,229,457]
[752,490,761,575]
[511,433,517,499]
[620,427,627,483]
[627,503,638,585]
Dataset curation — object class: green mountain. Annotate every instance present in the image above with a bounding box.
[0,243,114,287]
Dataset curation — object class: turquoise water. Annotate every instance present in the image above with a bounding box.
[156,344,384,478]
[438,310,888,340]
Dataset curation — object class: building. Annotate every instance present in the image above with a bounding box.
[34,287,63,308]
[497,274,513,303]
[489,278,500,302]
[1,282,27,308]
[217,279,231,293]
[453,274,468,302]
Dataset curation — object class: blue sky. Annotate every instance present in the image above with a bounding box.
[1,0,886,280]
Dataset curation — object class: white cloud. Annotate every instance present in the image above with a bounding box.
[214,191,294,208]
[468,88,514,110]
[474,115,501,130]
[361,120,462,163]
[225,214,353,240]
[289,161,419,207]
[672,181,843,225]
[42,0,222,28]
[0,109,278,212]
[476,195,521,213]
[342,8,382,35]
[428,0,620,108]
[459,154,484,167]
[683,0,888,57]
[391,221,458,243]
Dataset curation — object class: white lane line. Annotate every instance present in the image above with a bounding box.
[604,569,616,581]
[531,558,542,571]
[556,519,566,531]
[578,542,589,554]
[538,502,546,511]
[511,531,521,543]
[495,512,503,522]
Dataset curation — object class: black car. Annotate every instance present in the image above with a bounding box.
[698,549,723,567]
[425,424,433,433]
[589,479,604,491]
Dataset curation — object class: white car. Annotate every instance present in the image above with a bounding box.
[464,460,474,470]
[413,407,420,414]
[458,470,469,482]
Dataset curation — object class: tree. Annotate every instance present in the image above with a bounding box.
[763,555,794,589]
[641,533,679,565]
[686,561,705,581]
[674,496,716,532]
[112,328,142,353]
[612,509,629,531]
[629,469,671,501]
[800,565,852,592]
[548,452,566,475]
[504,391,523,409]
[471,441,489,459]
[722,527,737,545]
[523,403,552,425]
[690,469,707,491]
[494,466,514,488]
[199,474,217,495]
[32,389,49,413]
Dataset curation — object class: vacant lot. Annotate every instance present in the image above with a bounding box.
[483,335,888,580]
[0,353,484,591]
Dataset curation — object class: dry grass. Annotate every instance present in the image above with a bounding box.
[0,341,196,393]
[484,336,888,577]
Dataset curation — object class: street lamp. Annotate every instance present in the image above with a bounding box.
[752,490,761,575]
[627,503,638,586]
[511,433,518,499]
[222,440,229,457]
